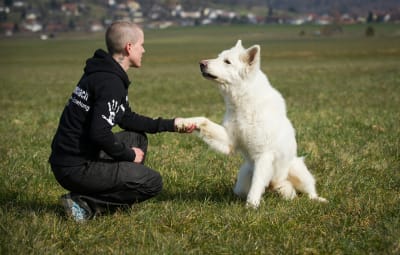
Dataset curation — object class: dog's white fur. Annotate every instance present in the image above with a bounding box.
[177,40,327,208]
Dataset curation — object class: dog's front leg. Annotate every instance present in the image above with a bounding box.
[176,117,233,155]
[246,153,275,208]
[233,160,254,199]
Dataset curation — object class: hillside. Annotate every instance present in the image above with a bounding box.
[203,0,399,15]
[1,0,399,35]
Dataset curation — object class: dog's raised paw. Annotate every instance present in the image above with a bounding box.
[175,118,198,132]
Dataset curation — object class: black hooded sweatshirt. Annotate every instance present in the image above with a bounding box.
[49,49,175,167]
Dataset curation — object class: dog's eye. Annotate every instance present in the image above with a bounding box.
[224,59,231,64]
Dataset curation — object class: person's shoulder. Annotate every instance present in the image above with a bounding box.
[90,73,125,95]
[91,72,123,86]
[92,71,119,80]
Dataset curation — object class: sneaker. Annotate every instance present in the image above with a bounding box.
[60,193,90,222]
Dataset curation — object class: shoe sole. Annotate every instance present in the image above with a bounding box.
[59,194,87,222]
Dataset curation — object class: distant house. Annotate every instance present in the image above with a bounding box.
[23,21,42,32]
[13,1,26,9]
[180,11,201,19]
[200,8,238,24]
[126,0,140,11]
[0,5,10,15]
[315,14,333,25]
[44,22,67,33]
[61,3,79,16]
[127,0,144,23]
[23,10,43,32]
[89,21,104,32]
[149,4,170,21]
[340,13,356,24]
[1,22,15,36]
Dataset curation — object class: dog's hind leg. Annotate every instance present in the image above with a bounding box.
[288,157,328,203]
[270,160,297,200]
[272,179,297,200]
[233,160,254,199]
[246,153,275,208]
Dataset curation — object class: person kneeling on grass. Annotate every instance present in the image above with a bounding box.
[49,21,196,222]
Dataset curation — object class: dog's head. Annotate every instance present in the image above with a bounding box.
[199,40,261,86]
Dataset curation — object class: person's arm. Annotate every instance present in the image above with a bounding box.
[119,109,176,133]
[88,80,136,162]
[119,110,197,134]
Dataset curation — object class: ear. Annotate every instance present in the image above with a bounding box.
[241,45,260,67]
[235,40,243,49]
[124,42,133,56]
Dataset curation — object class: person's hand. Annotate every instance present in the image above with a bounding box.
[174,118,197,133]
[132,147,144,163]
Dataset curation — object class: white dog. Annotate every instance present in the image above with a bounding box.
[177,40,327,208]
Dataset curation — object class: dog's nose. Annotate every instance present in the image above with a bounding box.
[199,60,208,69]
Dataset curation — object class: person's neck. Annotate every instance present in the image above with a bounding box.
[112,53,129,72]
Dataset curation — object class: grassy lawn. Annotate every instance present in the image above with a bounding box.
[0,24,399,254]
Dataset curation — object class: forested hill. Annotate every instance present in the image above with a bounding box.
[163,0,398,14]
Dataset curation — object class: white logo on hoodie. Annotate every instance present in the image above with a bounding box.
[102,99,120,126]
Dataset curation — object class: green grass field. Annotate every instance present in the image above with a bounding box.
[1,24,399,254]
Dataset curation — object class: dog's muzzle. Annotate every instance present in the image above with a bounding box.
[200,60,217,80]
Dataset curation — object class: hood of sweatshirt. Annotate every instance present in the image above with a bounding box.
[84,49,131,88]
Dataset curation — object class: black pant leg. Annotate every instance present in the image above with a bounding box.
[52,161,163,212]
[52,131,162,214]
[81,160,163,204]
[114,130,148,153]
[98,131,148,163]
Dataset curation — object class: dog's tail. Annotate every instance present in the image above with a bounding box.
[288,157,328,203]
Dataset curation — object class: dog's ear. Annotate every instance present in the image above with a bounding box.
[242,45,260,67]
[235,40,244,49]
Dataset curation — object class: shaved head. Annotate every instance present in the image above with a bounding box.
[105,21,142,55]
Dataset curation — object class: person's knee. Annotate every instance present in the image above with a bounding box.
[133,168,163,200]
[148,171,163,196]
[116,131,148,149]
[129,171,162,203]
[120,172,162,204]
